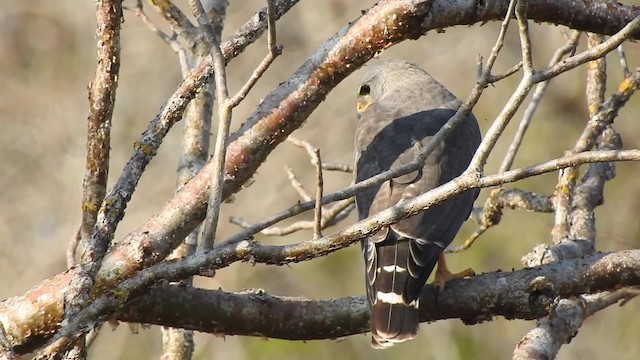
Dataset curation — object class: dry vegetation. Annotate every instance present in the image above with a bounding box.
[1,0,640,359]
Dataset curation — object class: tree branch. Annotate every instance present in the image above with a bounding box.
[4,250,640,354]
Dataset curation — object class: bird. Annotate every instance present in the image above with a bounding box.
[353,59,481,349]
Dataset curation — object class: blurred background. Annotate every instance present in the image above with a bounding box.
[1,1,640,359]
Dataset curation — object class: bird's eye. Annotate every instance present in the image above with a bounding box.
[359,84,371,96]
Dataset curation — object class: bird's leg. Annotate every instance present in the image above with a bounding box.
[433,254,475,290]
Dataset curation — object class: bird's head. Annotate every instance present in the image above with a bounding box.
[356,59,437,116]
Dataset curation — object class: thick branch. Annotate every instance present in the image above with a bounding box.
[3,250,639,354]
[121,250,640,338]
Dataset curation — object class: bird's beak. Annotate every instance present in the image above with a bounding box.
[356,100,372,113]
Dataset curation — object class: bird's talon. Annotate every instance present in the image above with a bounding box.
[433,255,475,290]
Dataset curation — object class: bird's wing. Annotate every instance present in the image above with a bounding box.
[355,105,480,304]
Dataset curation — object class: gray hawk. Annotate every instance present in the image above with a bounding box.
[353,59,481,349]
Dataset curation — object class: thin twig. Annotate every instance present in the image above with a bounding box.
[266,0,278,54]
[145,0,200,51]
[228,0,282,107]
[197,10,231,251]
[284,166,312,201]
[516,0,534,74]
[163,0,228,356]
[128,1,191,76]
[617,44,630,77]
[229,198,355,236]
[321,162,353,173]
[287,136,317,158]
[229,48,281,107]
[487,61,523,83]
[231,135,352,237]
[312,148,323,239]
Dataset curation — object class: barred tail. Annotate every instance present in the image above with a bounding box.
[366,231,441,349]
[370,298,419,349]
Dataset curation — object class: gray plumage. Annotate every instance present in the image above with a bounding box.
[353,60,481,349]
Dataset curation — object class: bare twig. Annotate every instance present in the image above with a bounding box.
[321,162,353,173]
[619,287,640,306]
[128,1,191,76]
[232,137,356,237]
[285,166,312,201]
[162,0,229,356]
[228,48,281,107]
[585,33,607,118]
[487,61,523,83]
[189,0,229,251]
[229,198,355,236]
[287,136,316,157]
[229,1,282,107]
[312,148,323,239]
[617,44,630,77]
[145,0,200,51]
[516,0,533,74]
[78,0,122,265]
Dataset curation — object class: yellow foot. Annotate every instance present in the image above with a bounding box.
[433,254,475,290]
